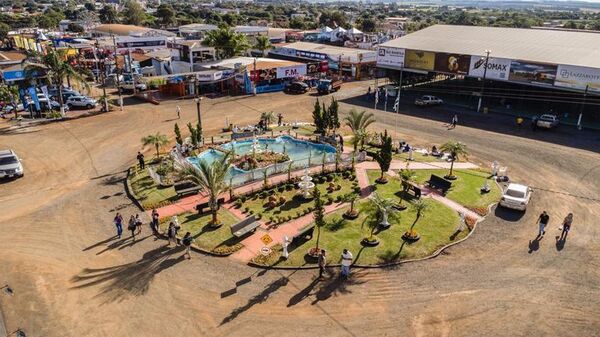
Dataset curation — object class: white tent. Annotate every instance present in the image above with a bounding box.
[348,27,363,35]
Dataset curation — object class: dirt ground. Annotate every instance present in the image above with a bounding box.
[0,81,599,337]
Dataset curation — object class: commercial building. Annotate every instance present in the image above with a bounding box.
[92,24,176,53]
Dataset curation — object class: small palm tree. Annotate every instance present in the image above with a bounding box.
[313,186,325,252]
[439,141,468,179]
[343,193,359,218]
[141,133,169,158]
[202,27,251,59]
[260,111,275,128]
[179,152,231,226]
[409,199,429,233]
[398,169,416,208]
[253,35,272,57]
[369,192,398,229]
[25,49,89,116]
[344,109,375,152]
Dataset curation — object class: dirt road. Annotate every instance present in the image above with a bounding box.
[1,82,599,337]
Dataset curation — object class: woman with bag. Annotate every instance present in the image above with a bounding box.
[182,232,194,259]
[128,215,137,240]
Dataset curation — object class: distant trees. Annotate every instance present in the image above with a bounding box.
[156,4,176,27]
[123,0,145,26]
[253,35,272,57]
[99,5,119,24]
[319,10,348,28]
[202,27,250,59]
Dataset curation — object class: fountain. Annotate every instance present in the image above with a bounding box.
[297,167,315,199]
[251,135,263,156]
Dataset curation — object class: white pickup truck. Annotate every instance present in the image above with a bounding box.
[535,114,559,129]
[414,95,443,106]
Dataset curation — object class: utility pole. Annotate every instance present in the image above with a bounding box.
[253,57,257,96]
[477,49,491,113]
[112,33,123,111]
[95,40,108,112]
[128,47,137,95]
[577,85,589,130]
[394,66,404,138]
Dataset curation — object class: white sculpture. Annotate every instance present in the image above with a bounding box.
[380,209,390,228]
[297,167,315,199]
[408,148,414,161]
[282,235,290,259]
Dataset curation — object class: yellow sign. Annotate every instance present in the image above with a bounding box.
[260,234,273,245]
[405,50,435,71]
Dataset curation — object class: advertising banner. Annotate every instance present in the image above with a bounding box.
[251,68,277,82]
[376,46,405,69]
[508,60,557,86]
[434,53,470,74]
[468,56,511,80]
[404,50,435,71]
[554,64,600,92]
[277,64,307,78]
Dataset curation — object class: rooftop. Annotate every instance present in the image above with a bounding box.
[380,24,600,69]
[92,24,176,37]
[280,41,375,57]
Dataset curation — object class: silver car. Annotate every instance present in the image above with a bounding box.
[0,149,24,178]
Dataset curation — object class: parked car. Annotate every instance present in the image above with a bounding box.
[415,95,443,106]
[3,103,25,114]
[534,114,559,129]
[317,79,342,95]
[66,96,97,109]
[0,149,24,179]
[284,81,309,94]
[121,80,147,92]
[499,183,532,211]
[48,87,80,97]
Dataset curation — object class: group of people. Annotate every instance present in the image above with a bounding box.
[112,213,143,240]
[317,248,354,280]
[537,211,573,242]
[166,220,194,259]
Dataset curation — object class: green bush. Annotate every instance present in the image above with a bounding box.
[244,207,250,213]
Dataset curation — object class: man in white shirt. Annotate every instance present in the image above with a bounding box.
[341,248,353,279]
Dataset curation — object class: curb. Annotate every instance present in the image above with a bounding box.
[153,232,237,257]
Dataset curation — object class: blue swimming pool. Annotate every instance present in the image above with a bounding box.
[186,136,336,186]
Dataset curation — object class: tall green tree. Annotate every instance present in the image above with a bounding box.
[440,141,468,179]
[375,130,393,183]
[327,98,340,136]
[174,123,182,145]
[99,5,119,24]
[344,108,375,152]
[202,27,250,59]
[312,99,325,135]
[123,0,145,26]
[313,186,325,251]
[156,4,176,27]
[25,49,89,116]
[180,152,231,226]
[253,35,272,57]
[141,132,168,158]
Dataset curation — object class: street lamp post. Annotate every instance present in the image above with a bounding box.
[477,49,491,113]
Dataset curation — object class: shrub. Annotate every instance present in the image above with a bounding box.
[326,196,334,204]
[353,186,361,194]
[286,184,293,191]
[244,207,250,213]
[269,216,274,223]
[287,215,292,221]
[249,210,254,215]
[256,213,262,220]
[260,191,268,199]
[336,195,342,202]
[235,199,243,208]
[240,195,247,202]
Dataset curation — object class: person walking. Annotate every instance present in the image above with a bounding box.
[135,214,143,234]
[559,213,573,240]
[176,105,181,119]
[450,115,458,129]
[182,232,194,259]
[340,248,353,279]
[128,215,137,241]
[167,222,176,247]
[137,152,145,169]
[150,209,159,234]
[318,249,327,279]
[537,210,550,237]
[113,213,123,239]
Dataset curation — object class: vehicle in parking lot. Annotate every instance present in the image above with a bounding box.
[284,81,309,94]
[535,114,559,129]
[0,149,24,178]
[499,183,532,211]
[121,81,147,91]
[66,96,97,109]
[414,95,443,106]
[317,79,342,95]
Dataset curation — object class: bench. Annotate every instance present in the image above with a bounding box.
[174,181,201,196]
[407,182,422,199]
[426,174,452,195]
[195,197,226,214]
[292,224,315,245]
[230,215,261,237]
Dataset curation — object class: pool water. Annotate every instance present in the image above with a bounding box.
[186,136,336,186]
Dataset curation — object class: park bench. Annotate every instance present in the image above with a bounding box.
[195,197,226,214]
[174,181,201,196]
[292,224,315,245]
[230,215,261,237]
[407,182,422,199]
[426,174,452,195]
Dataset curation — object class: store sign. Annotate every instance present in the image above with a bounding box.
[554,64,600,92]
[277,64,307,78]
[508,60,557,86]
[404,50,435,71]
[376,46,405,69]
[251,68,277,81]
[468,56,511,80]
[434,53,470,74]
[197,71,223,82]
[296,50,327,60]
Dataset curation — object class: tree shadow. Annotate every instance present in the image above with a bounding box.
[287,277,320,307]
[220,276,289,325]
[70,245,187,303]
[310,269,367,305]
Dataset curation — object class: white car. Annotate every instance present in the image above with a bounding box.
[121,80,147,91]
[415,95,443,106]
[0,149,24,178]
[66,96,97,109]
[499,183,532,211]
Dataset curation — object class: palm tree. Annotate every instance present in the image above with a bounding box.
[202,27,251,59]
[344,109,375,152]
[141,133,169,158]
[25,49,89,116]
[254,35,272,57]
[439,141,468,179]
[313,186,325,252]
[180,152,231,226]
[398,169,416,208]
[409,199,429,232]
[369,192,398,229]
[260,111,275,128]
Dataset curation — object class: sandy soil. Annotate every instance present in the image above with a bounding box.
[0,81,599,337]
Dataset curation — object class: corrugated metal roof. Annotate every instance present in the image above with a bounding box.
[283,41,374,57]
[380,25,600,69]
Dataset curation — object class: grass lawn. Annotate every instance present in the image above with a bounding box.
[411,169,501,212]
[159,209,243,255]
[393,151,438,162]
[238,170,359,224]
[129,165,178,210]
[259,198,463,266]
